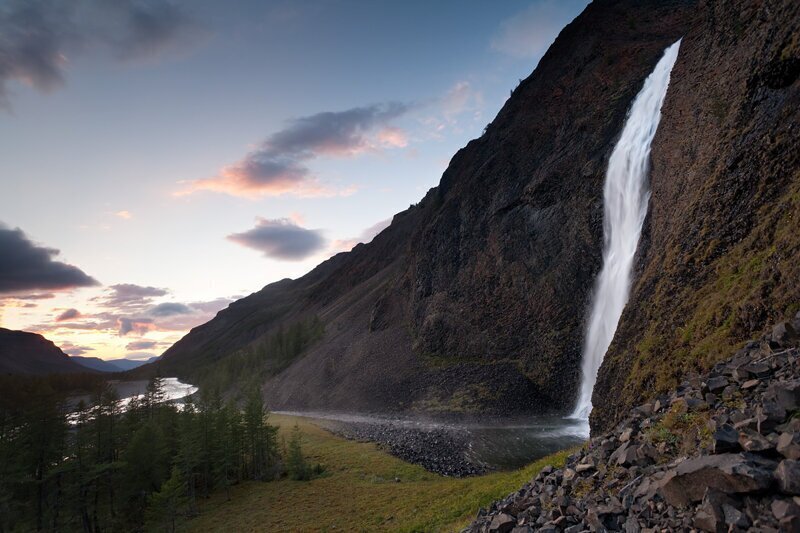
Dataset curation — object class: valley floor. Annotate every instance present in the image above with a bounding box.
[182,414,575,532]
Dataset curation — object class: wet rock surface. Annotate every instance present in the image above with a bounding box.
[468,325,800,532]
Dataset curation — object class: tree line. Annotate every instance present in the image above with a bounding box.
[191,315,324,398]
[0,376,319,532]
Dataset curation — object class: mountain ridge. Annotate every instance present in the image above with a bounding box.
[0,327,92,376]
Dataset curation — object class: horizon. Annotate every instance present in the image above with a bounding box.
[0,0,588,361]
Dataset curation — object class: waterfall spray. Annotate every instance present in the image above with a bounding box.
[572,40,681,421]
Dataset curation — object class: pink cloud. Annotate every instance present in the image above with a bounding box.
[179,103,409,198]
[377,127,409,148]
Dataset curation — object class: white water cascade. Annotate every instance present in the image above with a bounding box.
[572,40,681,421]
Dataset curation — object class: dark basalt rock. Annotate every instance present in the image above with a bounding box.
[712,424,740,454]
[467,327,800,533]
[777,432,800,460]
[775,460,800,495]
[657,454,775,507]
[592,0,800,434]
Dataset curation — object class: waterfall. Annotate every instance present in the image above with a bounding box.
[571,40,681,421]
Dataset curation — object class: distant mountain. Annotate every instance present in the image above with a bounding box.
[70,355,159,372]
[106,357,158,371]
[71,356,124,373]
[0,328,93,375]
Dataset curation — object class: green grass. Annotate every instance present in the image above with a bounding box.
[182,414,576,532]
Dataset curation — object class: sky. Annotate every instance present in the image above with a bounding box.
[0,0,589,361]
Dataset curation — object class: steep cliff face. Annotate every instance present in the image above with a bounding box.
[592,0,800,432]
[157,0,695,415]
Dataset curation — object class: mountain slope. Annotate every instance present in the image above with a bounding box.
[0,328,92,376]
[155,0,695,415]
[592,0,800,432]
[71,356,123,372]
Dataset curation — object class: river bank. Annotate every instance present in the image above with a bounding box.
[275,411,586,477]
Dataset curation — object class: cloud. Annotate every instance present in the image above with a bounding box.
[0,0,200,106]
[60,343,94,356]
[441,81,483,121]
[227,218,326,261]
[56,308,81,321]
[491,0,588,59]
[96,283,168,309]
[182,297,231,314]
[114,210,132,219]
[0,225,99,294]
[182,103,410,198]
[149,302,192,316]
[125,340,158,351]
[420,81,484,137]
[126,351,156,361]
[377,127,409,148]
[330,218,392,254]
[118,317,154,336]
[15,292,55,299]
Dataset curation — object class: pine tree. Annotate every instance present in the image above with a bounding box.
[146,466,187,533]
[286,424,310,481]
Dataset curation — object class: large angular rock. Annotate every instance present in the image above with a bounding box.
[777,432,800,460]
[712,424,741,454]
[656,454,776,507]
[772,322,799,347]
[693,489,736,533]
[776,460,800,495]
[738,428,774,452]
[488,512,516,533]
[771,498,800,521]
[767,381,800,412]
[706,376,729,394]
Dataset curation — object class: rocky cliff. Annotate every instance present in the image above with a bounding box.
[155,0,695,416]
[592,0,800,433]
[469,317,800,532]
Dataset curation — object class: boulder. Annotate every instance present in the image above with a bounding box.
[617,445,641,467]
[656,454,776,507]
[767,381,800,412]
[706,376,729,394]
[489,512,516,533]
[742,379,760,390]
[722,503,750,529]
[777,432,800,460]
[693,489,735,533]
[776,460,800,495]
[712,424,741,454]
[771,498,800,521]
[772,322,799,347]
[780,515,800,532]
[738,428,774,452]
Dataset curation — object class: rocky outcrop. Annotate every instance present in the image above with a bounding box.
[593,0,800,433]
[154,0,695,415]
[467,320,800,532]
[0,328,91,375]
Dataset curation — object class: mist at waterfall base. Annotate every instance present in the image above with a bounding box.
[571,40,682,426]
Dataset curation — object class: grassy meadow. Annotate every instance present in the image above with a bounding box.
[184,414,576,532]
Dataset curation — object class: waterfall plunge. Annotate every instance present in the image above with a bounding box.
[572,40,681,421]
